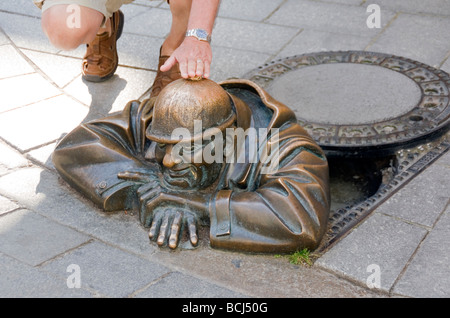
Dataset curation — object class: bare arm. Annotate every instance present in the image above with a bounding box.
[161,0,221,78]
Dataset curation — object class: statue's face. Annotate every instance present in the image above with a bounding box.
[145,139,223,190]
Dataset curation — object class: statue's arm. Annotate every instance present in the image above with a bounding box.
[209,130,330,253]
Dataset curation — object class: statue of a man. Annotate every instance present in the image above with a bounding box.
[52,78,330,253]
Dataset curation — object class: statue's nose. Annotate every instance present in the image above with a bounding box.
[162,145,179,168]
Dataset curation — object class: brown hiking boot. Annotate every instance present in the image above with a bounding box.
[82,10,124,82]
[150,48,182,98]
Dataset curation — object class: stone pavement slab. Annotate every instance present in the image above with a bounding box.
[367,13,450,68]
[375,153,450,228]
[212,18,299,55]
[135,271,246,298]
[317,212,428,293]
[217,0,284,22]
[266,0,396,37]
[0,196,19,216]
[374,0,450,17]
[0,252,92,298]
[277,29,372,58]
[0,209,90,266]
[0,45,34,79]
[0,94,88,152]
[393,204,450,297]
[0,73,61,113]
[41,240,172,297]
[0,167,158,257]
[21,49,82,88]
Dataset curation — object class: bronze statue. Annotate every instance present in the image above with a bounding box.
[52,78,330,253]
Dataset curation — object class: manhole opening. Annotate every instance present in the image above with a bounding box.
[328,155,397,213]
[317,132,450,254]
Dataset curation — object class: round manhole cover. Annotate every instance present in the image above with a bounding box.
[244,51,450,157]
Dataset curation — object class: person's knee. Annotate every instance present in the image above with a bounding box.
[41,5,103,50]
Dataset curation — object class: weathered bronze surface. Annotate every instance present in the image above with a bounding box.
[52,78,331,253]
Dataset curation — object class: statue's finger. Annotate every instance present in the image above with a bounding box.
[137,180,158,197]
[149,211,163,240]
[157,214,170,246]
[187,215,198,247]
[168,211,183,249]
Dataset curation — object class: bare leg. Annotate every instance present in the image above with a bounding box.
[161,0,192,56]
[41,5,110,51]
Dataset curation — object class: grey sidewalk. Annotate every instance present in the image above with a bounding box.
[0,0,449,298]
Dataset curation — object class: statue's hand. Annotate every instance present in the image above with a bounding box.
[149,208,199,249]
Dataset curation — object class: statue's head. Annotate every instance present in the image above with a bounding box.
[145,78,236,190]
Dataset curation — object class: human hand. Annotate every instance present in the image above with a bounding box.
[160,37,212,79]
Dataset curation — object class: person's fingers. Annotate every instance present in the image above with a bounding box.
[159,55,177,72]
[168,211,183,249]
[178,58,188,78]
[187,59,197,78]
[203,61,210,79]
[149,211,163,240]
[157,214,170,246]
[187,214,198,246]
[195,59,204,77]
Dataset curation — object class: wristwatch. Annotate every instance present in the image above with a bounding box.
[185,28,211,43]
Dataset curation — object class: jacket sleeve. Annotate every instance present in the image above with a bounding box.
[209,123,330,253]
[52,100,157,211]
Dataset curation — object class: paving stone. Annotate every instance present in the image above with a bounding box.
[64,66,156,118]
[440,57,450,74]
[21,49,81,88]
[121,2,157,20]
[0,195,19,216]
[0,252,93,297]
[0,209,90,266]
[0,12,58,54]
[318,0,365,5]
[393,205,450,297]
[0,94,88,152]
[0,140,29,169]
[213,17,299,55]
[41,240,171,297]
[25,142,57,170]
[154,247,381,298]
[276,29,372,58]
[117,33,162,70]
[316,213,428,292]
[267,0,396,36]
[123,7,172,38]
[0,29,9,45]
[210,46,271,82]
[0,167,158,257]
[135,271,246,298]
[374,0,450,17]
[0,45,34,79]
[133,0,164,7]
[218,0,284,22]
[0,0,42,17]
[368,13,450,68]
[0,73,60,113]
[375,162,450,227]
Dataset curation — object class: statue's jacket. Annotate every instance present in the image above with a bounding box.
[53,79,330,253]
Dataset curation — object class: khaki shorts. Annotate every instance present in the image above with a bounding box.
[33,0,164,20]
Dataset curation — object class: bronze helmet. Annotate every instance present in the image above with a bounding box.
[146,78,236,144]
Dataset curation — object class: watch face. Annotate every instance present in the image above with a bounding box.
[196,29,208,40]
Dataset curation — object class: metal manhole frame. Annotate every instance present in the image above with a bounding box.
[244,51,450,157]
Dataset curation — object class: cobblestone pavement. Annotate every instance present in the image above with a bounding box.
[0,0,449,298]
